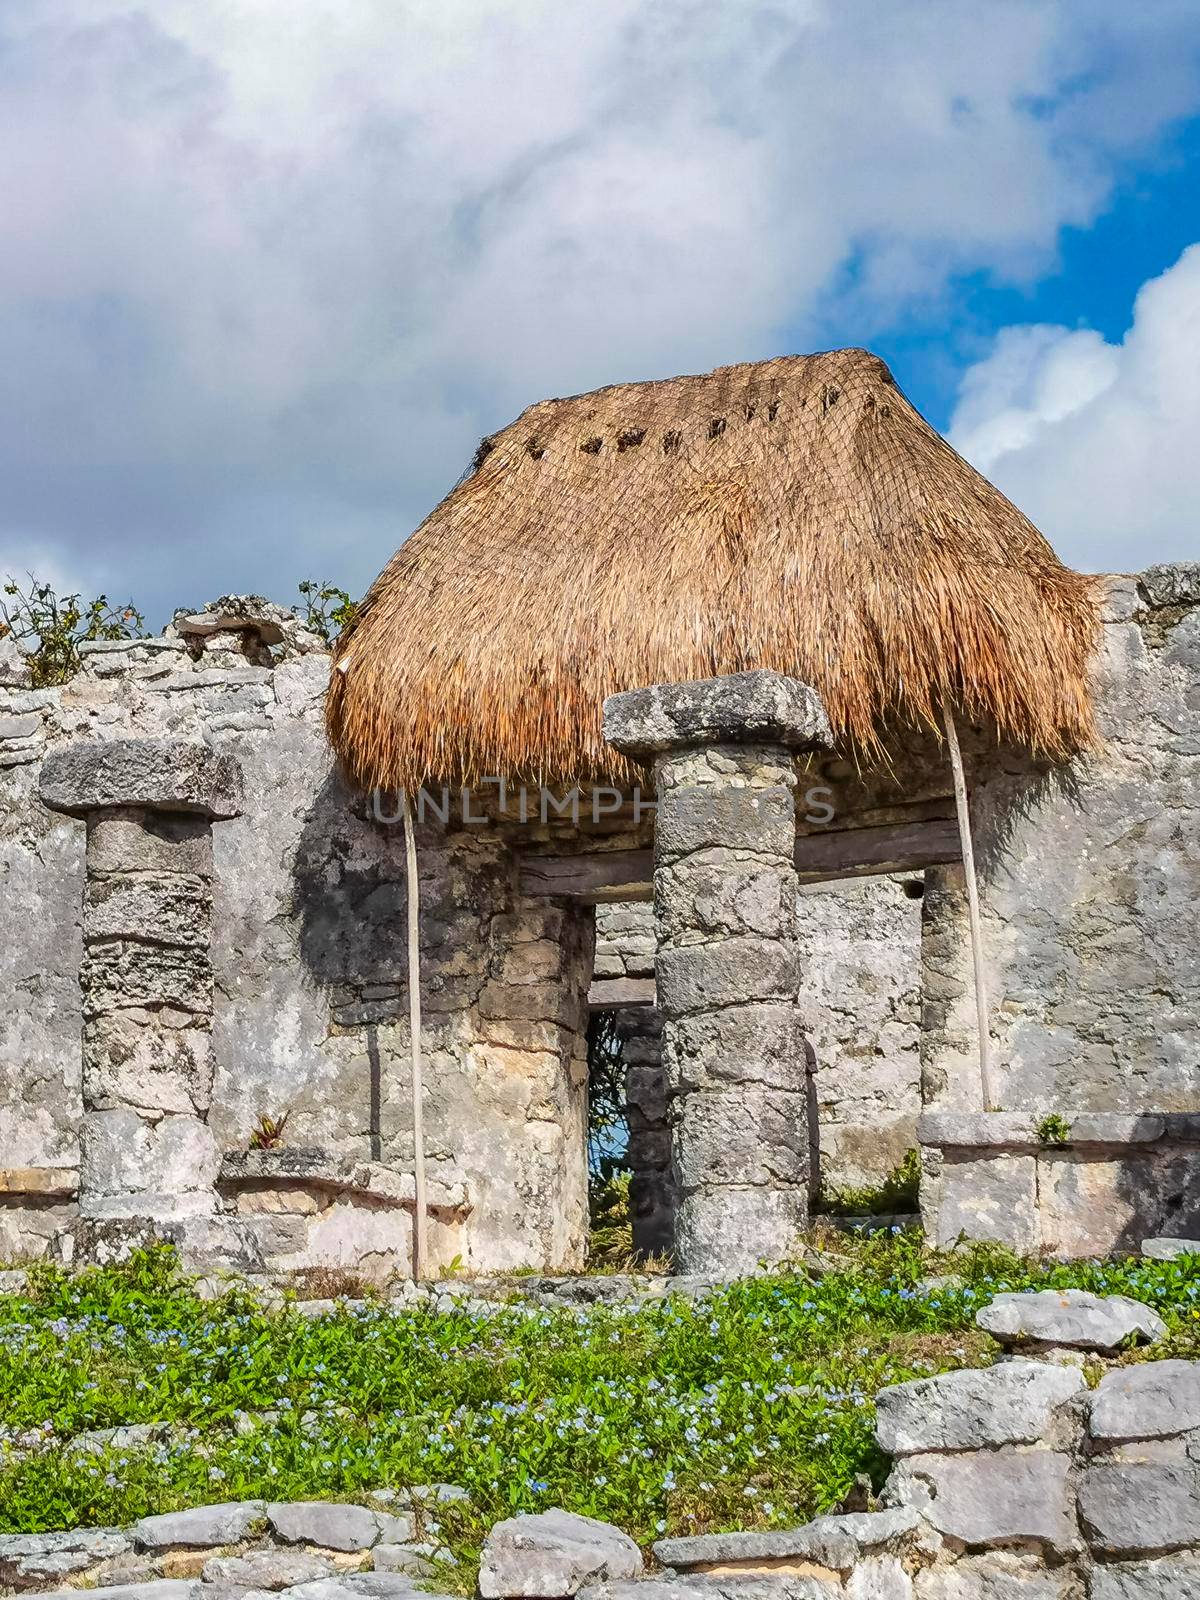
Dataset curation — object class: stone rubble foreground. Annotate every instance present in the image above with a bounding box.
[5,1291,1200,1599]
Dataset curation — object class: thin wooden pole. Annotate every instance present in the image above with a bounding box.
[400,791,429,1279]
[942,705,996,1113]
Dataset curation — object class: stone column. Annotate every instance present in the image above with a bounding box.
[40,741,243,1225]
[604,670,833,1274]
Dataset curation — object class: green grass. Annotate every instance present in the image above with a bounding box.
[2,1239,1199,1584]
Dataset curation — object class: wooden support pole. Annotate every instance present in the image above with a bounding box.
[400,791,429,1279]
[942,705,996,1113]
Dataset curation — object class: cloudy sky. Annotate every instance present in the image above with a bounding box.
[2,1,1199,623]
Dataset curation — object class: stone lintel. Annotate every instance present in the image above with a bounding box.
[0,1166,80,1198]
[218,1150,471,1214]
[917,1111,1192,1151]
[39,739,244,820]
[603,670,833,760]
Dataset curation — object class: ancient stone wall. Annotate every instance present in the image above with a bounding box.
[0,609,591,1272]
[921,564,1200,1251]
[594,874,921,1199]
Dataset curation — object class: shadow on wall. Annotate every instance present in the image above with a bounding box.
[291,770,411,996]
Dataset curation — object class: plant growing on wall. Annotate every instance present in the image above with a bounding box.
[248,1112,291,1150]
[294,580,358,645]
[1035,1113,1073,1147]
[0,574,146,686]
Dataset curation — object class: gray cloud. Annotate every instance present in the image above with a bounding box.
[2,0,1199,617]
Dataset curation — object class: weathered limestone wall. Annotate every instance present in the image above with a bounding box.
[921,563,1200,1251]
[594,875,921,1197]
[0,611,591,1271]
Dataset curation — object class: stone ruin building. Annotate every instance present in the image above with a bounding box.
[0,348,1197,1278]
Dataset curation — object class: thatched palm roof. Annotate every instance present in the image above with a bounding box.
[328,349,1099,792]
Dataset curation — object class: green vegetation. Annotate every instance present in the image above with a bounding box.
[0,575,360,684]
[294,580,358,645]
[2,1241,1199,1580]
[815,1149,922,1217]
[1036,1113,1073,1147]
[0,575,146,686]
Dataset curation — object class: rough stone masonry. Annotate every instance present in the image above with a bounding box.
[604,670,834,1274]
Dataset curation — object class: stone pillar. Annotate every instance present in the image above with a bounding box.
[604,670,833,1274]
[40,741,243,1224]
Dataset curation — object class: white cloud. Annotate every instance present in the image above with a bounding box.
[1,0,1199,614]
[949,244,1200,573]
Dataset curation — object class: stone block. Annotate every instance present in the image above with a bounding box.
[84,1015,214,1116]
[657,937,798,1015]
[1142,1237,1200,1260]
[924,1153,1039,1253]
[478,983,581,1027]
[88,811,215,877]
[34,1585,194,1600]
[496,940,565,986]
[1091,1360,1200,1442]
[674,1180,807,1275]
[201,1549,334,1589]
[655,861,796,942]
[81,1109,220,1201]
[0,634,31,687]
[132,1500,266,1550]
[0,713,42,740]
[82,942,213,1015]
[40,739,243,818]
[1078,1460,1200,1555]
[1090,1554,1200,1599]
[673,1087,808,1188]
[914,1553,1067,1597]
[653,1508,921,1574]
[655,786,798,865]
[603,670,832,759]
[886,1449,1076,1552]
[976,1291,1166,1352]
[874,1360,1084,1455]
[84,875,213,948]
[0,1166,78,1197]
[478,1509,643,1598]
[846,1558,911,1599]
[917,1113,1041,1150]
[662,1002,803,1092]
[0,1529,131,1591]
[1140,562,1200,610]
[1037,1152,1165,1257]
[267,1501,386,1551]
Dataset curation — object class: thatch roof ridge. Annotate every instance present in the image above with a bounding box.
[328,348,1100,792]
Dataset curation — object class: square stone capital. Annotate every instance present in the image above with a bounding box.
[39,739,243,820]
[603,670,833,760]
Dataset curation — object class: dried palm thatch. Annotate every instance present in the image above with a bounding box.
[328,349,1100,791]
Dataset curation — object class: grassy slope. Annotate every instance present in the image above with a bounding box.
[1,1238,1198,1578]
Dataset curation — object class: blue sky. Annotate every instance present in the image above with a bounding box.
[867,114,1200,430]
[1,2,1198,625]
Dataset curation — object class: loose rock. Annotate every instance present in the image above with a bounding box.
[976,1291,1166,1352]
[1142,1238,1200,1261]
[133,1503,266,1551]
[478,1509,643,1599]
[266,1502,384,1553]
